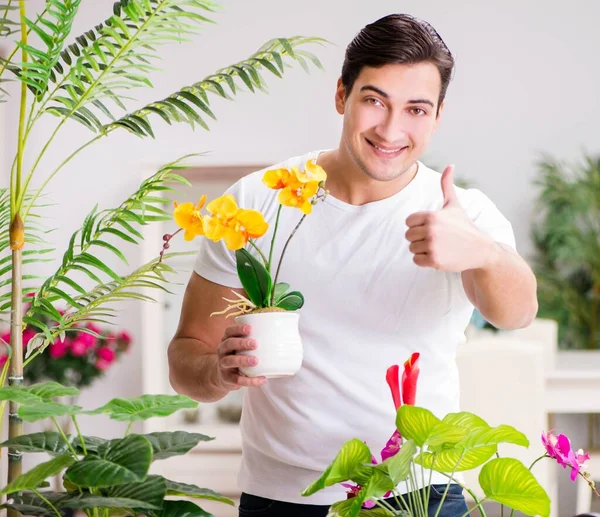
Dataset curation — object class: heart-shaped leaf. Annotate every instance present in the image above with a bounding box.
[0,387,43,405]
[275,291,304,311]
[26,381,79,399]
[163,478,233,505]
[479,458,550,517]
[235,248,272,307]
[396,406,440,447]
[1,455,74,495]
[302,439,373,496]
[60,495,161,510]
[72,435,109,454]
[86,394,197,421]
[442,411,489,429]
[64,435,152,488]
[19,401,82,422]
[415,446,497,472]
[458,425,529,450]
[327,495,367,517]
[144,431,213,460]
[0,432,71,455]
[158,500,214,517]
[104,474,166,510]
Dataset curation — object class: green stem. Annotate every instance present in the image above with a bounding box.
[410,465,426,517]
[420,448,427,514]
[21,133,104,219]
[247,239,269,269]
[375,498,398,514]
[459,504,487,517]
[438,472,487,517]
[393,490,413,517]
[529,454,549,471]
[32,489,62,517]
[51,416,79,459]
[125,421,133,436]
[72,415,87,455]
[267,204,282,273]
[271,213,306,304]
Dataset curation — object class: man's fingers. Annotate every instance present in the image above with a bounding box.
[405,226,429,242]
[220,353,259,370]
[223,324,251,339]
[218,337,256,356]
[234,374,268,387]
[406,211,434,228]
[409,241,429,255]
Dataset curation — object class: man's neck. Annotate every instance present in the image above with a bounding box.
[316,148,419,206]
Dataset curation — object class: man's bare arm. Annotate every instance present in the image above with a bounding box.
[167,272,266,402]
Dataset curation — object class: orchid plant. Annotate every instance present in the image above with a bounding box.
[170,159,328,317]
[303,353,599,517]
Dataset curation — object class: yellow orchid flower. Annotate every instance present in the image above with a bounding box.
[294,160,327,184]
[203,195,268,250]
[278,178,320,215]
[173,195,206,241]
[263,168,293,190]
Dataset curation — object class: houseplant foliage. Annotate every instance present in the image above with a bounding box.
[532,155,600,349]
[0,382,230,517]
[303,354,597,517]
[0,0,325,504]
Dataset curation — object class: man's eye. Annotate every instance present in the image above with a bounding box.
[410,108,427,116]
[366,98,383,107]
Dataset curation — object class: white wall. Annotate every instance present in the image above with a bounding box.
[2,1,600,514]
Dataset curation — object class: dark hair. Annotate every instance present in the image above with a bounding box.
[341,14,455,111]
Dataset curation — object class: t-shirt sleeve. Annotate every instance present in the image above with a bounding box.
[460,188,517,250]
[192,181,244,289]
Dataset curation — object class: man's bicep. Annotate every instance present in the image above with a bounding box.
[173,271,245,353]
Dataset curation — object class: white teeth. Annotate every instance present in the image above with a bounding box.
[372,143,403,154]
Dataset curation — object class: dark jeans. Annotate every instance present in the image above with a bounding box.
[239,484,468,516]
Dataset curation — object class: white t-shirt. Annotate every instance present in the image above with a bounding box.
[193,149,516,505]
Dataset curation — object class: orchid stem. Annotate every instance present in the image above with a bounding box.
[272,214,306,304]
[375,498,398,514]
[267,204,282,273]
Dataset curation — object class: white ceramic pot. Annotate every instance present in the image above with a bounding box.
[234,311,303,378]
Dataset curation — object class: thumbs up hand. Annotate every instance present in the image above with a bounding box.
[405,165,496,272]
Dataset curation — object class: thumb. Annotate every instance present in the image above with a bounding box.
[441,165,459,208]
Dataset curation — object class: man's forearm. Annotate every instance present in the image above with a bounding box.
[167,338,229,403]
[462,243,538,330]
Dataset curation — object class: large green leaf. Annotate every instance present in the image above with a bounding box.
[458,424,529,450]
[163,478,233,505]
[72,435,108,454]
[155,500,214,517]
[479,458,551,517]
[64,434,152,488]
[0,492,70,516]
[396,405,440,448]
[302,439,373,496]
[19,401,82,423]
[87,394,198,421]
[415,446,497,473]
[1,455,74,495]
[26,381,80,399]
[145,431,213,460]
[441,411,489,429]
[100,474,166,510]
[0,431,71,455]
[373,439,416,485]
[327,496,368,517]
[0,387,44,405]
[235,248,272,307]
[60,494,161,511]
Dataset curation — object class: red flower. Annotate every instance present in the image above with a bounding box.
[70,338,88,357]
[401,352,420,405]
[49,339,69,359]
[96,346,116,363]
[77,332,97,350]
[95,358,112,371]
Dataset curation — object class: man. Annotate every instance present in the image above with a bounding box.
[168,13,538,517]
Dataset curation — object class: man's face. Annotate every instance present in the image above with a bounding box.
[335,62,444,182]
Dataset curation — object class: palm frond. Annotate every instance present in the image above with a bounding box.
[0,189,55,317]
[106,36,327,137]
[25,251,191,357]
[37,0,219,131]
[0,1,19,38]
[14,0,83,99]
[22,156,191,327]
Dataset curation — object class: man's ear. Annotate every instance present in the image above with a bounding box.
[335,77,346,115]
[433,100,445,133]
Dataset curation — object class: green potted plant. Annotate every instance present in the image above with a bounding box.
[0,0,325,508]
[169,160,328,378]
[302,353,599,516]
[0,381,230,516]
[531,155,600,351]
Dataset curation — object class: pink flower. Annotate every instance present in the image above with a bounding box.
[0,332,9,345]
[381,430,402,462]
[85,323,102,335]
[96,346,116,363]
[116,330,132,351]
[77,332,97,350]
[70,338,88,357]
[49,339,69,359]
[95,358,112,371]
[542,431,591,482]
